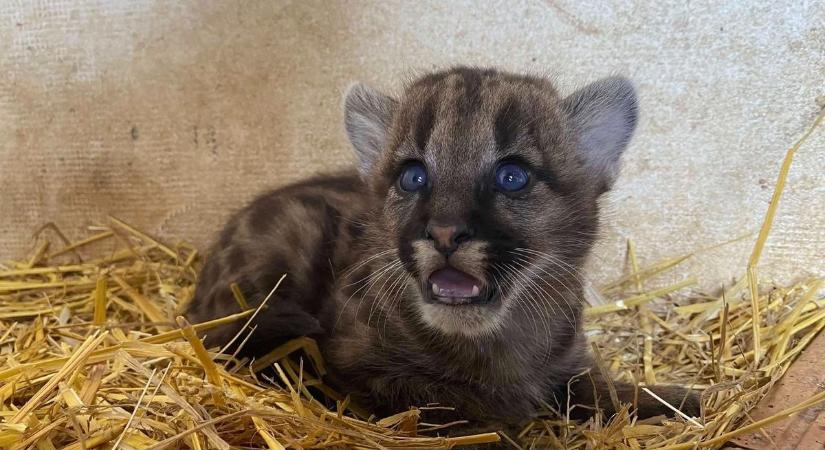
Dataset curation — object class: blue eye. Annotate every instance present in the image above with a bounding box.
[495,163,529,192]
[399,163,428,192]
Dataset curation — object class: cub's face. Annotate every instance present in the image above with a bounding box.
[345,68,637,338]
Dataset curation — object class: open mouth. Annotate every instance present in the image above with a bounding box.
[425,267,495,306]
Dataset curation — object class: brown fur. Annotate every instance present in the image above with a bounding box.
[186,67,700,435]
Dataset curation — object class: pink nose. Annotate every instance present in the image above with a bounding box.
[425,222,472,254]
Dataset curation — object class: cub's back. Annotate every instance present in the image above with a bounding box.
[185,171,368,352]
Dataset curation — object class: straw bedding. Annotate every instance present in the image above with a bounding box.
[0,109,822,449]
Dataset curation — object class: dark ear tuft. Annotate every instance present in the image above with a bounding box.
[563,76,638,192]
[343,83,397,177]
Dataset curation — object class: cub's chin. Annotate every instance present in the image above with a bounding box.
[415,267,505,337]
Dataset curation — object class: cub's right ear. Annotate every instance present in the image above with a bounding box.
[344,83,397,177]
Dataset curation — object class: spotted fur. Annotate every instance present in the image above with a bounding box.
[186,67,700,434]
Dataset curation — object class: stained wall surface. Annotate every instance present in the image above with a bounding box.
[1,1,823,288]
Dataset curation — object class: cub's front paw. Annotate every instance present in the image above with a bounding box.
[637,384,701,419]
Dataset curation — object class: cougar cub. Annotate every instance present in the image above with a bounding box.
[186,67,699,429]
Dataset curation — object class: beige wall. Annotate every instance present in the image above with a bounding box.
[1,1,823,288]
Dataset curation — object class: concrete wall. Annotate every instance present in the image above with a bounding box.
[1,1,823,288]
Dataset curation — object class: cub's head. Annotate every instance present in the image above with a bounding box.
[344,67,637,338]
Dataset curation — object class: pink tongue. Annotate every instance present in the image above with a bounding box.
[428,267,481,298]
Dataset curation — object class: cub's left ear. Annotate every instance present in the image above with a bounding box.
[562,76,638,192]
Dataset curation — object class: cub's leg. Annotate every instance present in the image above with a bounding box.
[563,365,701,420]
[184,174,362,356]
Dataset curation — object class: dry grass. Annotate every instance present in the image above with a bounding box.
[0,108,822,449]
